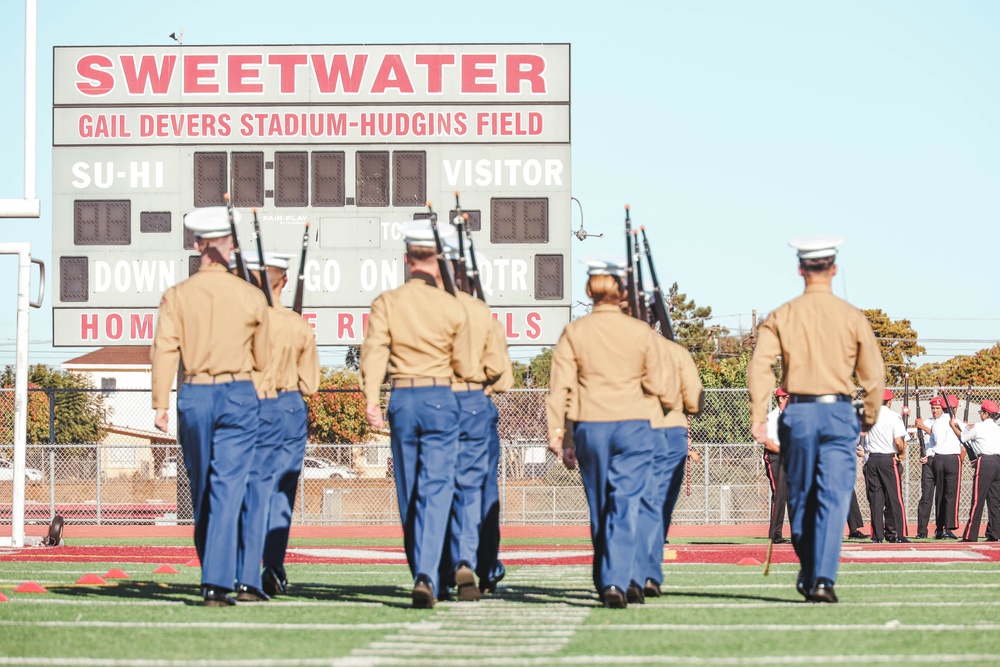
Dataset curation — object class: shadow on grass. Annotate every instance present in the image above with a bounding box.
[665,589,798,604]
[53,581,206,605]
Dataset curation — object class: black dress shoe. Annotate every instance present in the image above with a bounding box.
[235,583,270,602]
[806,578,838,603]
[412,574,436,609]
[890,537,911,544]
[916,532,928,539]
[771,537,790,544]
[601,585,627,609]
[796,571,808,598]
[871,538,883,543]
[986,537,999,542]
[479,562,506,594]
[942,530,959,539]
[261,566,287,597]
[202,586,236,607]
[454,561,480,602]
[847,530,867,539]
[959,538,977,543]
[626,582,645,604]
[643,578,662,598]
[934,529,944,539]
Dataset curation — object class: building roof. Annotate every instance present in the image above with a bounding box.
[62,346,152,367]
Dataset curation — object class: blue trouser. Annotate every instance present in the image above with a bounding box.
[778,401,859,587]
[575,420,653,594]
[388,385,460,595]
[439,389,492,589]
[176,380,258,590]
[262,391,308,573]
[476,399,503,584]
[661,427,690,540]
[236,396,284,589]
[633,426,687,586]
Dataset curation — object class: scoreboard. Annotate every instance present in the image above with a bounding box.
[51,44,572,346]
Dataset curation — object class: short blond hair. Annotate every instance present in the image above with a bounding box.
[586,275,622,306]
[406,245,436,262]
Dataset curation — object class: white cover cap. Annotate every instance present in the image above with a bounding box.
[581,256,627,277]
[789,235,844,259]
[399,219,457,248]
[184,206,238,239]
[262,252,293,270]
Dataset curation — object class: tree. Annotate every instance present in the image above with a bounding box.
[526,348,553,388]
[669,282,719,366]
[306,368,372,446]
[344,345,361,371]
[862,309,926,384]
[915,344,1000,387]
[0,365,105,445]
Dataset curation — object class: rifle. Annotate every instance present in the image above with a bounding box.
[426,201,456,296]
[963,385,972,422]
[901,373,911,459]
[913,382,926,459]
[223,192,251,283]
[624,205,641,319]
[251,208,273,307]
[292,221,309,315]
[639,226,676,341]
[632,229,649,323]
[940,388,977,462]
[451,192,471,295]
[464,214,486,302]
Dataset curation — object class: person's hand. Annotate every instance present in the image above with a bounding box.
[365,403,385,430]
[915,417,923,428]
[856,446,865,458]
[154,408,169,433]
[562,446,577,470]
[547,436,563,459]
[919,456,928,465]
[689,449,701,464]
[751,422,767,445]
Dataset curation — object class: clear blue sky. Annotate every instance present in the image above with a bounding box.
[0,1,997,369]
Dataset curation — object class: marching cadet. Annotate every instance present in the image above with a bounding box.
[151,207,269,607]
[547,257,676,608]
[476,317,514,595]
[749,236,884,604]
[439,267,509,601]
[232,253,320,601]
[858,389,909,543]
[954,399,1000,541]
[259,254,320,597]
[630,330,702,603]
[762,388,791,544]
[360,221,474,609]
[916,395,965,539]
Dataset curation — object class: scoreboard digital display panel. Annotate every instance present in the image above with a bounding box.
[52,44,571,346]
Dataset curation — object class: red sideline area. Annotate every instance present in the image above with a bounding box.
[3,524,998,565]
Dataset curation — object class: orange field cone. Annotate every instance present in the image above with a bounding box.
[0,591,8,601]
[76,574,108,585]
[104,569,130,579]
[14,582,48,593]
[153,565,179,574]
[184,558,200,567]
[737,557,762,566]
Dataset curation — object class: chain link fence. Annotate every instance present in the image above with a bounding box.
[2,386,998,530]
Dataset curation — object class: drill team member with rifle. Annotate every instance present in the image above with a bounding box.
[256,254,320,598]
[630,324,702,603]
[547,257,677,608]
[749,236,884,604]
[763,388,791,544]
[151,207,270,606]
[360,220,474,609]
[915,395,964,539]
[953,399,1000,542]
[858,389,910,543]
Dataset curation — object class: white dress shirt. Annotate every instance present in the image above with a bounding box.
[926,416,964,456]
[866,405,907,455]
[960,419,1000,456]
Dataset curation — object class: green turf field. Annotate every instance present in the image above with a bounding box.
[1,549,998,666]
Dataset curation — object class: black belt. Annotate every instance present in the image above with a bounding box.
[788,394,851,404]
[867,452,896,457]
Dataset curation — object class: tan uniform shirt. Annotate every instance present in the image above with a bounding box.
[485,319,514,395]
[150,263,269,409]
[546,304,678,443]
[264,303,320,397]
[748,283,884,427]
[359,275,474,405]
[454,291,507,387]
[656,338,704,429]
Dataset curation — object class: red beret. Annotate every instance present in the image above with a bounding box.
[775,388,789,397]
[883,389,894,401]
[929,396,945,407]
[947,395,959,409]
[982,400,999,413]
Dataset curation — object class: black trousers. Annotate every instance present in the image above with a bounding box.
[847,490,863,533]
[931,454,962,532]
[864,454,907,540]
[962,455,1000,541]
[763,450,789,540]
[917,461,935,535]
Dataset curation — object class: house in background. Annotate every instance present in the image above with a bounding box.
[62,346,175,479]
